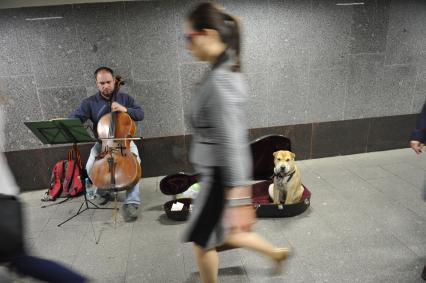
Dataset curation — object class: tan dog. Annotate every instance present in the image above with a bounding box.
[268,150,304,205]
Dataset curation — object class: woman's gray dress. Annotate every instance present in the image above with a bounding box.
[183,56,253,250]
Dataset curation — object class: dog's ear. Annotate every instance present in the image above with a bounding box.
[273,151,278,158]
[291,152,296,160]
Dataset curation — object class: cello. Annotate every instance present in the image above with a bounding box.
[89,76,142,192]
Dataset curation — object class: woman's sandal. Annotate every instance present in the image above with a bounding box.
[271,247,291,274]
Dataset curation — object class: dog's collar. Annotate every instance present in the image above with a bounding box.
[272,170,296,183]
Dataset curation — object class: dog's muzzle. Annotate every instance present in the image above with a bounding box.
[274,165,288,175]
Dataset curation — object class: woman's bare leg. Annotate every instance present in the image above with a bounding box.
[193,244,219,283]
[225,232,290,262]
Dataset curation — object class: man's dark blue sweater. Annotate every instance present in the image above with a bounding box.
[69,91,144,137]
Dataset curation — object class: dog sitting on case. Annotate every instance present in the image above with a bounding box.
[268,150,304,205]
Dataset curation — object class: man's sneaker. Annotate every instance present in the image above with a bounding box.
[422,264,426,281]
[95,193,111,206]
[122,203,139,222]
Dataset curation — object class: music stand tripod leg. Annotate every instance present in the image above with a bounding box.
[57,200,87,227]
[56,190,115,227]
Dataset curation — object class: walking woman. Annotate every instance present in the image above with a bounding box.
[183,3,290,283]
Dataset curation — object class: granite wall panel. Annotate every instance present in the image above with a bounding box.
[179,62,209,134]
[349,0,390,54]
[377,64,417,117]
[268,0,312,62]
[220,0,270,74]
[73,2,132,87]
[411,52,426,113]
[132,78,184,138]
[0,8,31,77]
[307,66,347,122]
[22,5,84,88]
[38,86,87,120]
[245,72,269,129]
[384,0,426,65]
[0,0,424,173]
[125,0,178,82]
[268,57,309,126]
[309,0,352,70]
[345,53,385,119]
[0,76,43,151]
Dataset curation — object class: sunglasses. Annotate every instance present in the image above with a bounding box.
[185,31,206,42]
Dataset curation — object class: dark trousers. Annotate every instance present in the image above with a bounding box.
[6,254,87,283]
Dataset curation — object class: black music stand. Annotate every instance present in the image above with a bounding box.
[24,118,115,227]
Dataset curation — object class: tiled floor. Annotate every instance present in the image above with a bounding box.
[1,148,426,283]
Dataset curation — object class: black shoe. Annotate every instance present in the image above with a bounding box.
[95,193,111,206]
[122,203,139,222]
[422,265,426,281]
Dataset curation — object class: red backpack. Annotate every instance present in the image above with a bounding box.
[41,146,85,201]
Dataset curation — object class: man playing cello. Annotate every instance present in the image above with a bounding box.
[69,67,144,222]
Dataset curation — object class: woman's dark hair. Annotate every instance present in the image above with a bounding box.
[94,66,114,78]
[187,2,241,72]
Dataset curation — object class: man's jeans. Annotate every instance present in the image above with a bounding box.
[85,141,140,204]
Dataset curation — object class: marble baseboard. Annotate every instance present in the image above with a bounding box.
[6,114,417,192]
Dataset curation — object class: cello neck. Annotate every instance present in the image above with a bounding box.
[108,76,125,138]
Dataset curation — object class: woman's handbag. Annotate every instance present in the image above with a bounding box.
[0,193,24,260]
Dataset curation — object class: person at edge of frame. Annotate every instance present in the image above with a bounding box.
[409,99,426,281]
[0,95,88,283]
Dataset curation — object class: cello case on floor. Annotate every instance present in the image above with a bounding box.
[159,173,198,221]
[250,135,311,217]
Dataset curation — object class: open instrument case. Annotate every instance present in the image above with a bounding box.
[159,135,311,221]
[159,173,198,221]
